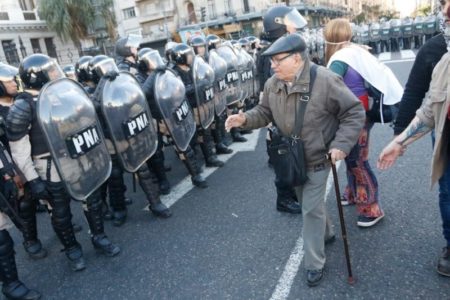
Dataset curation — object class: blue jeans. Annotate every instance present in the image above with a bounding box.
[432,131,450,247]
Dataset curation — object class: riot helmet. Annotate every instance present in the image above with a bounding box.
[19,54,64,90]
[164,41,179,62]
[114,34,142,58]
[0,63,18,97]
[171,44,195,66]
[189,35,207,57]
[263,6,307,41]
[206,34,221,50]
[62,64,76,80]
[75,55,93,83]
[247,36,260,49]
[230,40,242,50]
[137,49,164,72]
[238,37,250,51]
[88,55,119,84]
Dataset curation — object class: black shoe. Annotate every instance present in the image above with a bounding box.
[307,269,323,287]
[191,175,208,188]
[149,203,172,218]
[216,143,233,155]
[92,235,121,257]
[159,180,171,195]
[112,210,127,227]
[65,247,85,272]
[276,199,302,214]
[357,214,384,228]
[232,134,247,143]
[124,197,133,205]
[205,157,224,168]
[23,240,47,260]
[2,280,41,300]
[437,247,450,277]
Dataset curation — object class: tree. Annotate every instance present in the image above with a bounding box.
[39,0,116,51]
[379,10,399,20]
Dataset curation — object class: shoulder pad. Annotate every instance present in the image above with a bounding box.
[6,97,33,141]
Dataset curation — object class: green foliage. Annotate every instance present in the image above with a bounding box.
[39,0,116,48]
[416,4,431,17]
[354,12,366,24]
[379,10,399,20]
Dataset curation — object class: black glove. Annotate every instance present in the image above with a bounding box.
[155,65,167,73]
[104,70,119,81]
[27,178,50,201]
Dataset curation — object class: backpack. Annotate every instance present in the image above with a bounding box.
[365,80,400,123]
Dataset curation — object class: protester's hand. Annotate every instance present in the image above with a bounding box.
[377,141,403,170]
[225,111,246,132]
[329,148,346,164]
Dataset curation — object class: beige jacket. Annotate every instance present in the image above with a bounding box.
[416,52,450,186]
[243,60,366,168]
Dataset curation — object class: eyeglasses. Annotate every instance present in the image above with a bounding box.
[270,53,295,66]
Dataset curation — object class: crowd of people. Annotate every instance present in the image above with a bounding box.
[0,1,448,299]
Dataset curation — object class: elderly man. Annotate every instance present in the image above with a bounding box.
[225,34,365,286]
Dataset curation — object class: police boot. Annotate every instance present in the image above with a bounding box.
[0,230,41,300]
[199,131,224,168]
[276,186,301,214]
[212,120,232,155]
[137,165,172,218]
[18,196,47,260]
[108,159,127,227]
[183,148,208,188]
[84,193,121,257]
[148,150,171,195]
[46,182,85,271]
[266,139,273,168]
[231,128,247,143]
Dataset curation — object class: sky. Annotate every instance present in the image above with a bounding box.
[394,1,417,17]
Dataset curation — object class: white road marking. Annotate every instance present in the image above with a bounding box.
[384,58,416,64]
[400,50,416,59]
[269,161,342,300]
[143,129,261,210]
[377,52,391,61]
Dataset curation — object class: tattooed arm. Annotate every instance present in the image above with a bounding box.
[377,116,433,170]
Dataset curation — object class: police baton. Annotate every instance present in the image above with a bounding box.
[327,154,355,284]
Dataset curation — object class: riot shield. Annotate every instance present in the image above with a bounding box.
[37,78,111,200]
[359,24,370,44]
[154,70,196,152]
[216,45,241,105]
[423,15,436,35]
[208,50,228,115]
[370,23,381,42]
[192,56,215,129]
[241,50,255,102]
[250,50,260,100]
[234,48,249,102]
[380,22,391,41]
[390,19,402,38]
[413,16,424,35]
[401,18,413,38]
[101,71,158,172]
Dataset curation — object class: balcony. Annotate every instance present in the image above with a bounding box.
[139,10,174,24]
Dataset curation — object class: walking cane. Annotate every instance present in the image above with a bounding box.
[327,155,355,284]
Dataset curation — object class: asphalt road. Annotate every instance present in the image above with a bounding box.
[7,51,450,300]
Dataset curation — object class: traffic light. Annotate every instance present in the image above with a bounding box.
[201,7,206,21]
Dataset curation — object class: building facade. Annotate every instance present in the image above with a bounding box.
[0,0,79,67]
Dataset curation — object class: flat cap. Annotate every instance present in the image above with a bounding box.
[261,33,306,56]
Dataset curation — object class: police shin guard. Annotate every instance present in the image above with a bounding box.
[100,182,112,220]
[46,182,85,272]
[199,130,224,168]
[84,191,120,257]
[0,230,41,300]
[108,158,127,227]
[148,149,171,195]
[137,165,172,218]
[18,195,47,260]
[212,118,232,155]
[182,147,208,188]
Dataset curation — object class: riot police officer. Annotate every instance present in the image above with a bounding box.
[89,55,172,222]
[114,34,142,72]
[260,6,304,214]
[170,44,225,169]
[6,54,87,271]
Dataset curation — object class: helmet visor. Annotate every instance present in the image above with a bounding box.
[125,34,142,48]
[141,50,164,70]
[45,60,65,81]
[93,58,119,76]
[0,63,18,82]
[276,9,307,30]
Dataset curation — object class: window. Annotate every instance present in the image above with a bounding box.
[2,40,20,66]
[0,12,9,20]
[123,7,136,19]
[44,38,57,59]
[30,38,41,53]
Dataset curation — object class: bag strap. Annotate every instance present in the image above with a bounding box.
[292,63,318,139]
